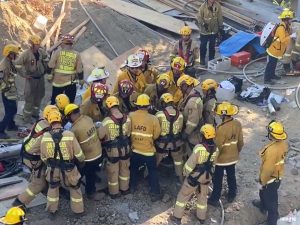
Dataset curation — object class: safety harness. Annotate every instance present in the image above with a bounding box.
[21,119,50,175]
[178,39,193,66]
[187,142,216,187]
[155,108,182,153]
[102,114,131,164]
[46,129,78,188]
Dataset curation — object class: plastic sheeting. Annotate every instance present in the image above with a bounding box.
[219,31,266,57]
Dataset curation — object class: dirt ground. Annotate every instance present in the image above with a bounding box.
[1,1,300,225]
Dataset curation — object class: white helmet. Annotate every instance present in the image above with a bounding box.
[87,67,110,83]
[126,54,142,68]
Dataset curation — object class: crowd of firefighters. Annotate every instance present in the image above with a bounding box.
[0,1,294,225]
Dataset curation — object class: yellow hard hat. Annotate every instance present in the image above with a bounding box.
[135,94,150,106]
[160,93,174,104]
[47,110,62,124]
[200,124,216,139]
[278,8,294,19]
[215,101,239,116]
[180,25,192,36]
[171,56,186,71]
[55,94,70,111]
[156,73,171,89]
[201,79,218,91]
[0,207,26,225]
[177,74,195,87]
[2,44,20,57]
[29,35,41,45]
[267,120,287,140]
[105,96,120,109]
[64,103,79,116]
[43,105,59,120]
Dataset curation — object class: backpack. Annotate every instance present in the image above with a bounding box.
[260,22,282,48]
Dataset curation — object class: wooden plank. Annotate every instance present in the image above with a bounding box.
[0,178,28,201]
[101,0,198,34]
[73,26,87,43]
[41,12,66,47]
[80,46,118,90]
[48,19,90,53]
[54,0,67,43]
[138,0,173,13]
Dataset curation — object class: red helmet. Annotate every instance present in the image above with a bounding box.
[62,34,74,44]
[137,49,150,63]
[91,82,109,103]
[118,79,134,98]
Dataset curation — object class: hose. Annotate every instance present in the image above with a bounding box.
[0,160,21,179]
[208,186,225,225]
[296,82,300,110]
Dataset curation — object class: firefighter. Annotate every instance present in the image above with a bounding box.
[80,82,109,122]
[201,79,218,125]
[101,96,131,198]
[114,79,137,113]
[155,93,184,182]
[136,49,159,84]
[129,94,162,202]
[252,121,288,225]
[197,0,223,65]
[47,34,84,104]
[82,67,110,102]
[264,9,295,84]
[0,44,20,139]
[40,110,85,217]
[171,124,219,225]
[64,103,104,201]
[0,207,27,225]
[12,105,59,208]
[113,54,146,94]
[14,35,48,124]
[167,56,187,104]
[208,102,244,205]
[144,73,171,113]
[170,25,199,77]
[177,75,203,156]
[55,93,70,127]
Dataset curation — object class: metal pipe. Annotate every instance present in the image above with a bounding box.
[0,144,22,159]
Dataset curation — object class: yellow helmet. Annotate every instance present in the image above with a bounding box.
[267,121,287,140]
[55,94,70,111]
[200,124,216,139]
[43,105,59,120]
[160,93,174,104]
[171,56,186,71]
[201,79,218,91]
[3,44,20,57]
[278,8,294,19]
[64,103,79,116]
[156,73,171,89]
[177,74,195,87]
[29,35,41,45]
[47,110,62,124]
[135,94,150,106]
[215,101,239,116]
[180,25,192,36]
[0,207,26,225]
[105,96,120,109]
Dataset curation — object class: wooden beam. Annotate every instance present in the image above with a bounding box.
[138,0,173,13]
[101,0,199,34]
[74,26,87,43]
[41,12,66,47]
[54,0,67,44]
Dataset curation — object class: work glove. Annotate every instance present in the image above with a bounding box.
[203,23,209,31]
[290,33,297,39]
[46,73,53,83]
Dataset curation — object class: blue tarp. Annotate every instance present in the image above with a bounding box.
[219,31,266,57]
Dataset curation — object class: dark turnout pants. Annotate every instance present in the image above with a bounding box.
[130,152,160,195]
[200,34,217,63]
[260,181,281,225]
[210,164,237,201]
[0,93,17,132]
[264,55,278,82]
[50,83,77,104]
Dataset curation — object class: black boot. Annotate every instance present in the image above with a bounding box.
[252,199,267,214]
[169,215,181,225]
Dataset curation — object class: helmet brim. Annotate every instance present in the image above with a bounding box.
[271,132,287,140]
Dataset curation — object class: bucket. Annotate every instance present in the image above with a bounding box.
[216,80,235,101]
[33,15,48,30]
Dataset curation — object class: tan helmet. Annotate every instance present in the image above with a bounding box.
[160,93,174,104]
[55,94,70,111]
[201,79,218,91]
[2,44,20,57]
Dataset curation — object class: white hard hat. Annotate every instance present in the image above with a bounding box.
[126,54,142,68]
[87,67,110,83]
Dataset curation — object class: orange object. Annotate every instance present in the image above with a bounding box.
[231,51,251,67]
